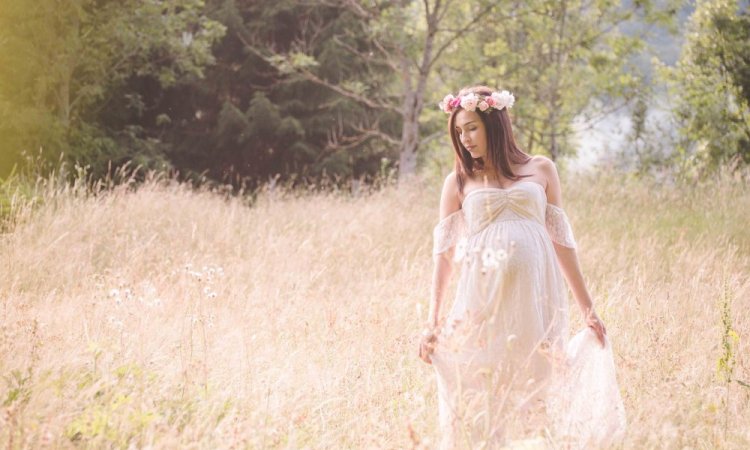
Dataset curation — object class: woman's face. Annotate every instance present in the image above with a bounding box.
[454,109,487,160]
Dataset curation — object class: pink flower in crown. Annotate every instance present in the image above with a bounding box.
[439,89,518,113]
[460,94,479,112]
[439,94,455,113]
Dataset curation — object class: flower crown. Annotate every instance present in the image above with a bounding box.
[438,90,515,114]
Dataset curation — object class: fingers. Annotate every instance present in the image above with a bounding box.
[584,310,608,348]
[587,321,606,348]
[418,335,437,364]
[593,323,606,348]
[418,345,433,364]
[597,321,607,347]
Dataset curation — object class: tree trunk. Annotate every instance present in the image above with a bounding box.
[397,2,437,186]
[398,72,429,186]
[398,96,420,185]
[549,118,558,161]
[548,0,568,162]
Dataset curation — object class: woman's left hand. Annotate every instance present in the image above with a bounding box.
[585,308,607,348]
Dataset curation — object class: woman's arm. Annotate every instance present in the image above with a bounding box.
[420,172,461,364]
[427,171,462,327]
[539,157,607,346]
[551,242,595,318]
[429,253,454,328]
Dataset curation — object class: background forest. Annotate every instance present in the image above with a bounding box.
[1,1,750,449]
[1,0,748,189]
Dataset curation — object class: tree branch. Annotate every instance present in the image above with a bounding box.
[426,2,499,72]
[235,31,400,114]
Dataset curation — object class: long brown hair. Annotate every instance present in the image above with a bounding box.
[448,85,532,196]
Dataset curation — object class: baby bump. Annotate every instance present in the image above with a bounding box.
[462,220,546,275]
[450,220,548,319]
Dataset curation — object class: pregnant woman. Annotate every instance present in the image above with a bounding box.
[418,85,626,449]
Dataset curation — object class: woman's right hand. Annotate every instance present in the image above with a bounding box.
[418,327,439,364]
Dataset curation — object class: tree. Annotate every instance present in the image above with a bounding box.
[447,0,681,161]
[656,0,750,171]
[0,0,225,178]
[146,0,403,187]
[256,0,501,185]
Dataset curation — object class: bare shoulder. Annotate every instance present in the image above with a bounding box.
[530,155,557,175]
[443,170,458,186]
[531,155,563,206]
[439,171,462,219]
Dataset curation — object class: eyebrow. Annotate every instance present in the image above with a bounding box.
[455,121,476,128]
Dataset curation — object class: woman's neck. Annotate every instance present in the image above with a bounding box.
[472,170,501,183]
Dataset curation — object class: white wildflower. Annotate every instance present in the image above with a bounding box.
[453,238,468,263]
[482,247,499,269]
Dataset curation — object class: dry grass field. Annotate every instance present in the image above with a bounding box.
[1,168,749,449]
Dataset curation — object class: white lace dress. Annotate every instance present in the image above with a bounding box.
[430,181,626,449]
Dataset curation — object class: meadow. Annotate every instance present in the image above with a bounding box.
[1,167,749,449]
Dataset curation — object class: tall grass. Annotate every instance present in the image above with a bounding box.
[1,166,748,448]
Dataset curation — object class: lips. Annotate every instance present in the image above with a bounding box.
[465,145,476,151]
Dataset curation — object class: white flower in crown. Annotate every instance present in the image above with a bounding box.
[490,90,515,110]
[460,93,479,112]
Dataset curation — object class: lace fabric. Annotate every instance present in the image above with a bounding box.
[431,203,578,257]
[549,328,628,449]
[432,209,468,261]
[545,203,577,249]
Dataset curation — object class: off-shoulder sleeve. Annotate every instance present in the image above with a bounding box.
[432,209,468,261]
[545,203,577,249]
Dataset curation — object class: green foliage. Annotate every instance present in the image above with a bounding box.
[146,0,401,188]
[716,277,739,384]
[223,0,682,181]
[6,0,747,185]
[64,364,161,447]
[427,0,680,161]
[267,52,320,74]
[656,0,750,172]
[3,368,32,408]
[0,0,226,179]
